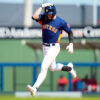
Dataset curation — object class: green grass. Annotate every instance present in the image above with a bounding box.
[0,95,100,100]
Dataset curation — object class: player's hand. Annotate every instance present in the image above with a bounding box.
[66,43,73,54]
[42,3,52,8]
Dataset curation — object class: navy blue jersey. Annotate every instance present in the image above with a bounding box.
[37,15,71,43]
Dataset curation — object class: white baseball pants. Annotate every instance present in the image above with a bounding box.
[33,43,64,88]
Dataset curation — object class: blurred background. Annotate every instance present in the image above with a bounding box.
[0,0,100,98]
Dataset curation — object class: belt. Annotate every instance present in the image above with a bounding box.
[43,43,55,47]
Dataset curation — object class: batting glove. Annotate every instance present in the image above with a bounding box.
[66,43,74,54]
[42,3,52,8]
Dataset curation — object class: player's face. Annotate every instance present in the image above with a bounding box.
[47,14,54,20]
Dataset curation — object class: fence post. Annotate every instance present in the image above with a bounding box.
[0,65,4,92]
[33,66,37,84]
[68,73,72,91]
[13,66,16,92]
[93,49,98,79]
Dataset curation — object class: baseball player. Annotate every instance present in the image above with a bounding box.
[27,3,77,96]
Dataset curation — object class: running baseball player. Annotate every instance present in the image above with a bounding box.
[27,3,77,96]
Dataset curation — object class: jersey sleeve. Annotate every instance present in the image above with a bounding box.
[62,21,71,33]
[62,21,73,43]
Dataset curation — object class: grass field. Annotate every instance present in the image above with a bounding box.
[0,95,100,100]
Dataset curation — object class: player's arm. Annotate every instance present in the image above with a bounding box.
[67,30,73,43]
[32,3,52,20]
[66,30,74,54]
[62,22,74,54]
[32,7,42,20]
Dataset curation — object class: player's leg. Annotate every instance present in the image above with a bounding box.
[27,46,48,96]
[49,53,77,78]
[50,60,77,78]
[33,44,60,87]
[50,60,63,71]
[27,59,48,96]
[62,63,77,78]
[27,44,60,96]
[27,47,49,96]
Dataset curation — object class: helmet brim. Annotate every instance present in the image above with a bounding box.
[44,12,55,15]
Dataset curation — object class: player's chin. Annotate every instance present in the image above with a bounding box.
[48,17,53,21]
[47,16,53,20]
[48,18,52,20]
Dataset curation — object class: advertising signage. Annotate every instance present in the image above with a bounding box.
[0,26,100,39]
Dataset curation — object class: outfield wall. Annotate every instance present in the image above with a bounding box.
[0,39,100,92]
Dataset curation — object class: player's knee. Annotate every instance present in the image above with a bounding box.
[49,63,56,71]
[50,68,54,71]
[49,66,56,72]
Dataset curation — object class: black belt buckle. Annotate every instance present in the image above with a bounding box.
[52,43,55,46]
[43,43,55,46]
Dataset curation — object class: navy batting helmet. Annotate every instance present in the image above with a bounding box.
[44,5,56,15]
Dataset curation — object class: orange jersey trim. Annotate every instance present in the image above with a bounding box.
[56,32,62,43]
[38,21,42,26]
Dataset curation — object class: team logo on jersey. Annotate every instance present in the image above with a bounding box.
[42,24,58,33]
